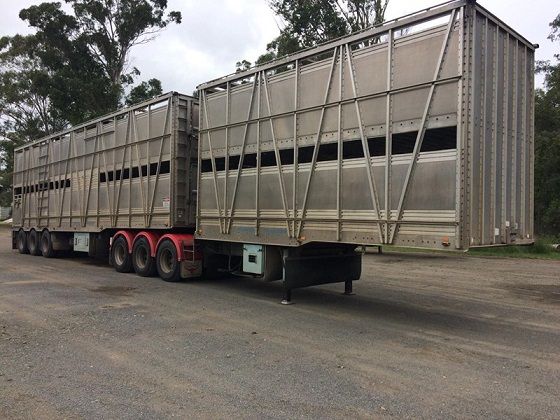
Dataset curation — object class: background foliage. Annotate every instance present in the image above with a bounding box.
[237,0,389,69]
[535,14,560,235]
[0,0,180,207]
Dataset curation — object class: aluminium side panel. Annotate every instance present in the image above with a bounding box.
[197,1,466,249]
[465,5,535,246]
[12,93,198,232]
[174,94,199,227]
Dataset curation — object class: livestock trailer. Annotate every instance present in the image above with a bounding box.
[12,93,202,279]
[13,0,535,302]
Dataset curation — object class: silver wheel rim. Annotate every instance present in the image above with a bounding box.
[160,248,174,274]
[114,243,126,266]
[135,245,148,270]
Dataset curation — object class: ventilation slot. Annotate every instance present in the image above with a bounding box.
[260,151,277,167]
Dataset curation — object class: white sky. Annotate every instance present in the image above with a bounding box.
[0,0,557,92]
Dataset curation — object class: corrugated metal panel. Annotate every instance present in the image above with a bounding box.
[463,4,535,247]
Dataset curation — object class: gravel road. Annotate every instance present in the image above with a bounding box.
[1,227,559,419]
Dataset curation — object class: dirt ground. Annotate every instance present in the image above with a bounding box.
[1,227,559,419]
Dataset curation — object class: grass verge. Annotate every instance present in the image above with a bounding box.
[371,237,560,260]
[467,238,560,260]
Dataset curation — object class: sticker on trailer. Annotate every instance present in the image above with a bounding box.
[163,197,170,209]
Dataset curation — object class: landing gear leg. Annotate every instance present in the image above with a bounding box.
[344,280,355,295]
[281,287,293,305]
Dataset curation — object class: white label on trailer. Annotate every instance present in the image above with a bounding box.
[73,233,90,252]
[163,197,170,209]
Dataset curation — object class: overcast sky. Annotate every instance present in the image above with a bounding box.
[0,0,557,92]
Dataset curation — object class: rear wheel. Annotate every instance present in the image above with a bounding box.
[111,236,133,273]
[27,229,41,256]
[156,239,182,282]
[132,237,157,277]
[17,230,28,254]
[40,230,56,258]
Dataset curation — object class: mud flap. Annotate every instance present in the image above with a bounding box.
[181,260,202,278]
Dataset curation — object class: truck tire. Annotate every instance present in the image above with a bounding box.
[17,230,29,254]
[132,237,157,277]
[156,239,182,282]
[40,230,56,258]
[111,236,133,273]
[27,229,41,256]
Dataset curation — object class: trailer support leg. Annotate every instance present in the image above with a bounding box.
[344,280,355,296]
[281,288,293,305]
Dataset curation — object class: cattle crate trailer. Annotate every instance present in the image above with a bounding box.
[12,93,201,280]
[13,0,535,303]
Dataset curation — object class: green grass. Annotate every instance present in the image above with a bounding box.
[467,238,560,260]
[374,237,560,260]
[379,245,455,255]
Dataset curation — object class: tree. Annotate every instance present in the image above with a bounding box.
[235,60,252,73]
[244,0,389,67]
[125,78,163,105]
[0,136,26,207]
[0,0,181,207]
[20,0,181,104]
[534,13,560,236]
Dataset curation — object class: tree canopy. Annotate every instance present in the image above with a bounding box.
[238,0,389,69]
[535,13,560,236]
[0,0,181,206]
[125,78,163,106]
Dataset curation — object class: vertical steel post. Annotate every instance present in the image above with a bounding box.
[292,60,299,239]
[455,5,466,249]
[336,47,343,242]
[225,82,230,229]
[528,49,535,239]
[385,29,393,244]
[466,6,476,248]
[511,39,518,234]
[490,23,499,244]
[479,17,488,244]
[501,33,509,243]
[520,45,527,236]
[256,72,262,236]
